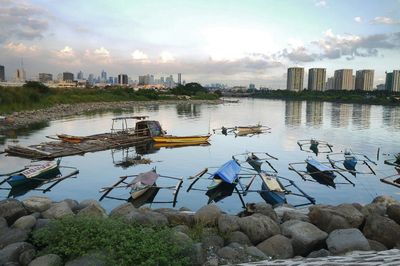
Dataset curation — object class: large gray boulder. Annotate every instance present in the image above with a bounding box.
[248,202,278,222]
[308,204,364,233]
[124,209,168,226]
[22,196,52,213]
[363,214,400,248]
[109,203,136,218]
[244,246,268,260]
[42,201,74,219]
[0,242,34,265]
[33,219,51,231]
[387,204,400,224]
[12,215,36,231]
[28,254,62,266]
[154,208,194,226]
[307,249,331,258]
[238,214,280,244]
[361,203,386,217]
[201,230,224,251]
[19,248,36,266]
[191,242,206,266]
[171,231,192,246]
[0,228,29,249]
[194,204,222,226]
[226,231,252,246]
[218,214,240,234]
[256,234,293,259]
[326,228,370,254]
[371,195,399,207]
[368,239,387,251]
[61,199,79,212]
[282,210,310,223]
[77,204,107,218]
[0,199,28,225]
[217,246,240,260]
[76,199,102,211]
[281,220,328,256]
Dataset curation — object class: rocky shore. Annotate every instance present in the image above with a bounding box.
[1,195,400,265]
[0,99,222,134]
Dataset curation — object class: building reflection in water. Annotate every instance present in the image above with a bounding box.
[176,103,201,118]
[306,101,324,128]
[352,104,371,130]
[285,101,302,127]
[382,106,400,130]
[331,103,351,128]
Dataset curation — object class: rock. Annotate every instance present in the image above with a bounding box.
[387,204,400,224]
[217,246,240,260]
[361,203,386,217]
[30,213,41,219]
[0,199,28,225]
[77,204,107,218]
[191,242,205,266]
[218,214,240,234]
[245,246,269,260]
[368,239,387,251]
[363,214,400,248]
[326,228,370,254]
[109,203,136,218]
[281,220,328,256]
[282,210,310,223]
[372,195,399,207]
[61,199,79,212]
[76,199,102,211]
[274,206,296,220]
[226,231,252,246]
[173,225,190,235]
[19,249,36,266]
[0,229,29,249]
[201,230,224,251]
[308,204,364,233]
[0,217,8,232]
[124,209,168,226]
[0,242,34,265]
[33,219,51,231]
[28,254,62,266]
[42,201,74,219]
[65,255,105,266]
[307,249,331,258]
[256,234,294,259]
[238,214,280,244]
[171,231,192,246]
[155,209,194,226]
[194,204,222,226]
[22,196,52,213]
[179,207,192,212]
[12,215,36,231]
[247,202,279,222]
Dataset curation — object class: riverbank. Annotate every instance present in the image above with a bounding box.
[0,99,222,134]
[1,195,399,265]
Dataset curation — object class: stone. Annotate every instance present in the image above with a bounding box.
[171,231,192,246]
[173,225,190,235]
[274,205,296,220]
[372,195,399,207]
[308,204,364,233]
[19,249,36,266]
[368,239,387,251]
[65,255,105,266]
[218,214,240,234]
[33,219,51,231]
[217,246,240,259]
[61,199,79,212]
[124,209,168,226]
[0,229,29,249]
[22,196,52,213]
[12,215,36,231]
[0,217,8,232]
[282,210,310,223]
[0,199,28,225]
[245,246,268,260]
[226,231,252,246]
[363,214,400,248]
[238,214,280,244]
[281,220,328,256]
[179,207,192,212]
[307,249,331,258]
[256,234,294,259]
[387,204,400,224]
[42,201,74,219]
[361,203,386,217]
[77,204,107,218]
[194,204,222,226]
[28,254,62,266]
[201,230,224,251]
[0,242,34,265]
[248,202,279,222]
[326,228,370,254]
[191,243,205,266]
[155,209,194,226]
[76,199,102,211]
[109,203,136,218]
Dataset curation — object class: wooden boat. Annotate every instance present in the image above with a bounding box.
[153,141,210,149]
[57,134,88,143]
[258,171,287,205]
[306,158,336,186]
[152,134,211,143]
[7,160,61,187]
[235,125,263,136]
[207,159,241,189]
[297,139,333,155]
[127,170,159,199]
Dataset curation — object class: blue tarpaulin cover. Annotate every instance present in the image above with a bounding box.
[212,160,241,183]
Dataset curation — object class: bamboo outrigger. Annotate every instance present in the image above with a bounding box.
[327,150,377,176]
[297,139,333,156]
[213,124,271,137]
[380,167,400,189]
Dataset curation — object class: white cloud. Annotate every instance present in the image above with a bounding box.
[4,42,38,53]
[354,17,362,23]
[314,0,327,7]
[83,47,111,64]
[371,16,400,25]
[131,50,149,62]
[159,51,175,63]
[55,46,75,58]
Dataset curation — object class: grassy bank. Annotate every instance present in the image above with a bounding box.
[251,89,400,105]
[0,82,220,113]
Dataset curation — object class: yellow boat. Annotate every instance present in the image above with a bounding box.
[152,134,211,143]
[153,141,210,148]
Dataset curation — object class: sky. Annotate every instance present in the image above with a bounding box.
[0,0,399,88]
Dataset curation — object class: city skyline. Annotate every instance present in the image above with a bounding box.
[0,0,399,88]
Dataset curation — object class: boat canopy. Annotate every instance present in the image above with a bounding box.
[212,160,241,184]
[135,120,164,137]
[306,158,335,172]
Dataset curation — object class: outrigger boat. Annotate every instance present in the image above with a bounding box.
[152,134,211,144]
[384,153,400,167]
[213,124,271,137]
[380,167,400,189]
[56,134,88,143]
[297,139,333,156]
[327,149,377,176]
[128,170,159,199]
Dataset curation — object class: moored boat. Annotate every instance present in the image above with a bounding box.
[57,134,88,143]
[259,171,287,206]
[306,157,336,186]
[7,160,61,187]
[127,170,159,199]
[207,159,241,189]
[235,125,262,136]
[152,134,211,143]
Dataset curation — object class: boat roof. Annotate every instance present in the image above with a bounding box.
[129,170,159,186]
[212,160,241,184]
[112,116,149,121]
[306,158,335,172]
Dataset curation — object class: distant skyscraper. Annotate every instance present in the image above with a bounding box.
[166,75,174,88]
[385,72,393,91]
[88,74,94,85]
[178,73,182,85]
[326,77,335,90]
[308,68,326,91]
[0,65,4,81]
[249,83,256,90]
[63,72,74,82]
[39,73,53,83]
[390,70,400,92]
[355,70,374,91]
[108,77,114,84]
[334,69,353,90]
[101,70,107,82]
[287,67,304,91]
[118,74,128,85]
[77,71,84,80]
[15,68,26,82]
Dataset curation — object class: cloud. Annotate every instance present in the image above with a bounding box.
[55,46,75,59]
[314,0,327,7]
[277,47,318,62]
[131,50,149,63]
[159,51,175,63]
[4,42,38,54]
[93,47,111,62]
[0,1,50,43]
[371,16,400,25]
[354,17,362,23]
[51,46,82,66]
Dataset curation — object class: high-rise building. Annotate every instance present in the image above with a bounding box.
[334,69,353,90]
[15,68,26,82]
[88,74,94,85]
[39,73,53,83]
[77,71,84,80]
[166,75,175,88]
[118,74,128,85]
[287,67,304,91]
[355,70,374,91]
[178,73,182,85]
[101,70,107,82]
[63,72,74,82]
[326,77,335,90]
[308,68,326,91]
[391,70,400,92]
[385,72,393,91]
[0,65,5,81]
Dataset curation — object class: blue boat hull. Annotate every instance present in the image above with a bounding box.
[259,182,286,206]
[7,167,61,187]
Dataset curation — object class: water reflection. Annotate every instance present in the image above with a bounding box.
[176,103,201,118]
[331,103,351,128]
[285,101,302,127]
[383,106,400,129]
[352,104,371,130]
[306,101,324,128]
